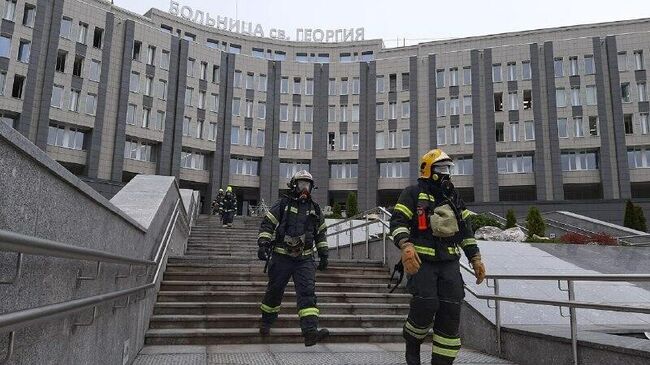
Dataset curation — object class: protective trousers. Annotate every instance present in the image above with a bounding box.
[403,260,464,365]
[222,211,234,225]
[260,253,319,334]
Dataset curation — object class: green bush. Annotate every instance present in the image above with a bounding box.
[525,207,546,239]
[634,206,647,232]
[332,202,342,219]
[346,192,359,218]
[467,214,503,231]
[623,200,648,232]
[505,209,517,229]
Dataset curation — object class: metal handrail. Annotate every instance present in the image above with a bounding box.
[0,190,200,363]
[325,206,392,263]
[484,212,529,233]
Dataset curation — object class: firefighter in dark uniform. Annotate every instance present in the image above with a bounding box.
[212,189,225,216]
[256,170,330,346]
[221,186,237,227]
[390,149,487,365]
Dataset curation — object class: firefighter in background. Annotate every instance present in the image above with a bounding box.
[221,186,237,228]
[212,188,225,216]
[389,149,486,365]
[256,170,330,346]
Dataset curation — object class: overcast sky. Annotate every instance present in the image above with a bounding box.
[115,0,650,47]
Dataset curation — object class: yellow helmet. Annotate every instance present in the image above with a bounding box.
[226,186,233,192]
[419,149,453,179]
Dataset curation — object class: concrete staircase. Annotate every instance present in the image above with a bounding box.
[145,214,409,345]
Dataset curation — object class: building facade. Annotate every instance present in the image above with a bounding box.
[1,0,650,213]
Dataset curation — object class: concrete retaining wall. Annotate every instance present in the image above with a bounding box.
[0,123,194,365]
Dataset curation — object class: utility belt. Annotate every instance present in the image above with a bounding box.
[274,234,314,257]
[273,246,315,257]
[413,244,462,258]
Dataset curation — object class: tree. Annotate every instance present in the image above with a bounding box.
[624,200,636,230]
[634,206,647,232]
[525,207,546,239]
[332,202,342,219]
[346,192,359,218]
[505,209,517,229]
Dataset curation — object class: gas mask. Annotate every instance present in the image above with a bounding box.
[295,180,312,200]
[432,165,452,183]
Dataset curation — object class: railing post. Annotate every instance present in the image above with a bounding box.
[568,280,578,365]
[365,215,370,259]
[382,212,387,265]
[349,220,353,259]
[494,278,502,356]
[336,228,340,259]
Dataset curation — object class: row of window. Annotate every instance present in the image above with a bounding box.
[126,105,166,131]
[55,50,101,81]
[132,41,171,70]
[3,0,36,27]
[230,126,265,148]
[182,117,218,141]
[180,150,206,170]
[130,72,168,99]
[628,147,650,169]
[0,35,30,63]
[46,124,85,150]
[59,15,104,49]
[124,139,155,162]
[50,85,97,115]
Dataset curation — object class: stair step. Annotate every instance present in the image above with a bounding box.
[144,327,403,345]
[153,302,410,316]
[157,291,410,304]
[159,281,402,294]
[165,262,389,275]
[163,272,391,284]
[149,314,405,329]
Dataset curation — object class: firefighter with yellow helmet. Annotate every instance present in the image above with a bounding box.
[389,149,486,365]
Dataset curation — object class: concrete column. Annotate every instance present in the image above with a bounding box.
[311,62,329,206]
[409,56,420,179]
[542,41,566,200]
[358,61,378,211]
[530,43,549,200]
[169,39,190,179]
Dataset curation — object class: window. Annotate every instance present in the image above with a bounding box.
[401,101,410,119]
[51,85,63,108]
[557,118,568,138]
[60,17,72,39]
[508,92,518,111]
[181,151,206,170]
[556,88,566,107]
[124,140,154,162]
[376,76,385,93]
[12,75,25,98]
[187,59,195,77]
[352,104,359,122]
[523,90,532,110]
[256,129,265,147]
[230,126,240,145]
[22,4,35,27]
[161,50,170,70]
[641,113,649,135]
[621,83,631,103]
[389,102,396,119]
[463,67,471,85]
[93,27,103,48]
[628,148,650,169]
[509,122,519,142]
[0,35,9,58]
[145,45,156,65]
[569,57,579,76]
[89,60,101,81]
[496,122,504,142]
[554,58,564,77]
[280,104,288,121]
[328,78,337,95]
[17,40,30,63]
[246,73,254,89]
[437,127,447,145]
[209,94,219,112]
[328,132,335,150]
[0,71,4,96]
[182,117,191,136]
[198,91,206,109]
[56,51,67,72]
[375,103,384,120]
[402,129,410,148]
[196,62,206,80]
[305,105,313,122]
[281,77,289,94]
[85,94,96,115]
[492,64,502,82]
[233,70,242,87]
[258,74,267,91]
[184,87,192,106]
[340,105,348,122]
[126,104,137,125]
[154,111,165,131]
[451,157,473,176]
[47,124,85,150]
[498,154,534,174]
[571,87,581,106]
[507,62,516,81]
[436,98,446,117]
[252,48,265,59]
[561,151,598,171]
[584,55,595,75]
[464,124,473,144]
[638,82,648,102]
[247,100,255,118]
[522,61,532,80]
[144,77,153,96]
[436,69,445,88]
[574,117,584,138]
[379,161,409,178]
[339,132,348,150]
[330,162,359,179]
[69,89,80,112]
[3,0,16,21]
[589,116,599,136]
[450,125,459,145]
[352,77,360,94]
[449,68,458,86]
[279,131,288,149]
[305,78,313,95]
[232,98,241,116]
[340,77,349,95]
[449,97,459,115]
[73,55,83,77]
[293,77,302,94]
[257,102,266,119]
[274,51,286,61]
[618,52,628,71]
[387,130,396,149]
[624,114,634,134]
[494,92,503,112]
[157,80,167,100]
[132,41,141,61]
[634,50,644,71]
[74,22,88,44]
[524,121,535,140]
[304,132,312,150]
[328,105,336,122]
[586,85,597,105]
[142,108,151,129]
[281,162,312,179]
[376,131,385,149]
[352,132,359,150]
[244,128,252,146]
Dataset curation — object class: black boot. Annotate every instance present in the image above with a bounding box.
[259,323,270,337]
[406,341,421,365]
[304,328,329,346]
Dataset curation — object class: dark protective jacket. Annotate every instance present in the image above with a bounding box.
[222,192,237,212]
[389,179,479,262]
[258,196,328,259]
